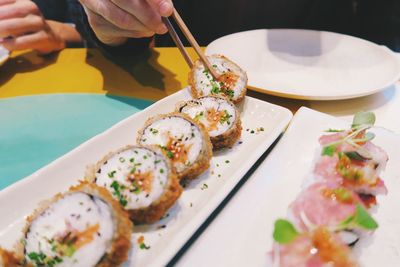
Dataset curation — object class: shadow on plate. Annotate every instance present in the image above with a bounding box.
[266,29,328,66]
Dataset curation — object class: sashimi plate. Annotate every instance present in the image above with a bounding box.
[0,88,292,266]
[176,107,400,267]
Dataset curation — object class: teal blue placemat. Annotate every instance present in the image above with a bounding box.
[0,94,153,190]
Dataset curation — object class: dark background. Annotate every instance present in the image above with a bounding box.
[159,0,400,51]
[34,0,400,51]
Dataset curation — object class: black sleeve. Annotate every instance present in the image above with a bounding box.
[66,0,152,59]
[33,0,68,22]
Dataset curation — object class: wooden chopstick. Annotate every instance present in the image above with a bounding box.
[170,8,221,80]
[162,17,194,68]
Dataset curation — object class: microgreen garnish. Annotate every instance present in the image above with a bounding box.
[344,151,371,161]
[352,111,376,129]
[160,168,164,174]
[321,112,376,159]
[273,219,299,244]
[338,204,378,230]
[322,145,336,156]
[325,128,344,133]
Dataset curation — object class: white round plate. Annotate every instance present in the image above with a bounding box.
[206,29,400,100]
[0,45,9,66]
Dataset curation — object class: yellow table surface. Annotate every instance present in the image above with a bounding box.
[0,47,312,189]
[0,47,308,112]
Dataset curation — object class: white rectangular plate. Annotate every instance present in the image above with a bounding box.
[176,107,400,267]
[0,88,292,266]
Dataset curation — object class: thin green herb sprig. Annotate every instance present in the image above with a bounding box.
[321,112,376,159]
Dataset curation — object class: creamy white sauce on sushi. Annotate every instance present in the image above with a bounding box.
[180,96,236,137]
[25,193,114,267]
[95,147,169,209]
[139,116,203,174]
[193,55,247,101]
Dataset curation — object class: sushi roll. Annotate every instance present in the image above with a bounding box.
[189,54,248,104]
[137,113,213,180]
[177,96,242,149]
[314,128,388,207]
[288,182,378,246]
[270,220,358,267]
[19,182,132,267]
[88,145,182,224]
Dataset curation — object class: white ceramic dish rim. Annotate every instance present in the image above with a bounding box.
[206,29,400,101]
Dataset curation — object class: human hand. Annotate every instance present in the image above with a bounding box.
[0,0,66,54]
[78,0,173,46]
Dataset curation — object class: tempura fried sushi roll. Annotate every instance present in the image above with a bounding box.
[20,182,132,267]
[177,96,241,149]
[189,54,248,104]
[89,145,182,224]
[270,221,358,267]
[137,113,213,180]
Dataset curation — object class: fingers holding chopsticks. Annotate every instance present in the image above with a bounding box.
[146,0,173,17]
[78,0,174,46]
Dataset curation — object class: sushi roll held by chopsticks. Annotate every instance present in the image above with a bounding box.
[177,96,242,149]
[189,54,248,104]
[88,145,182,224]
[18,182,132,267]
[137,113,213,181]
